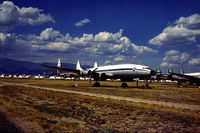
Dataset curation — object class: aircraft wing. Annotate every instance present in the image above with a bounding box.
[41,64,80,74]
[170,72,196,80]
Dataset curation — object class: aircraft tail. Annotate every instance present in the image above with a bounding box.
[156,67,161,75]
[168,67,173,74]
[76,60,88,75]
[57,59,62,68]
[179,68,184,74]
[57,59,62,74]
[93,62,98,69]
[76,60,83,71]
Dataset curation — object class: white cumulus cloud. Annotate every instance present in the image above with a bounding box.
[0,33,11,44]
[39,42,70,51]
[114,55,125,62]
[189,57,200,65]
[40,28,61,41]
[75,18,91,27]
[149,14,200,46]
[160,50,190,67]
[175,14,200,29]
[0,1,54,31]
[1,28,157,63]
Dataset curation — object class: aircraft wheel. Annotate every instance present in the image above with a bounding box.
[145,84,149,88]
[101,73,107,81]
[121,82,128,88]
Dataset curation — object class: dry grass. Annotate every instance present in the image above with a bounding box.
[2,78,199,105]
[0,79,200,132]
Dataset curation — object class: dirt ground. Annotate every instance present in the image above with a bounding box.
[0,79,200,132]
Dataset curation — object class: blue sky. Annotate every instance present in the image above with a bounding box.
[0,0,200,72]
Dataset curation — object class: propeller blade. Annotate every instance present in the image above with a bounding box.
[88,68,98,83]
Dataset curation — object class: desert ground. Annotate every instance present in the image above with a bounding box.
[0,78,200,133]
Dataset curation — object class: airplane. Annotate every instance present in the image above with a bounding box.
[168,68,200,87]
[152,67,200,87]
[151,67,174,81]
[43,59,79,78]
[41,59,157,87]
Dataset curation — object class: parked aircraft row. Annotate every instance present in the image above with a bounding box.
[0,74,46,79]
[42,59,200,87]
[153,67,200,87]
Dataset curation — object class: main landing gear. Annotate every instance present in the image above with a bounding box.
[92,80,150,88]
[121,82,128,88]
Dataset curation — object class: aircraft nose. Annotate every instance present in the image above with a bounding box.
[150,69,157,76]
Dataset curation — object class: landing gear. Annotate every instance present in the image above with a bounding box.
[145,83,149,88]
[177,81,183,88]
[196,82,200,87]
[121,82,128,88]
[93,82,100,87]
[145,80,149,88]
[136,80,139,88]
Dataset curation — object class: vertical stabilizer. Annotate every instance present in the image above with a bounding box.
[168,67,173,74]
[156,67,161,75]
[180,68,184,74]
[76,60,82,70]
[57,59,61,74]
[93,62,98,69]
[57,59,62,68]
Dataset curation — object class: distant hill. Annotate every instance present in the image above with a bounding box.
[0,58,91,75]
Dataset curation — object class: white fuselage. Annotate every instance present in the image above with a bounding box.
[88,64,152,80]
[185,72,200,78]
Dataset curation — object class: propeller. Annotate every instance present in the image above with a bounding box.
[88,68,98,83]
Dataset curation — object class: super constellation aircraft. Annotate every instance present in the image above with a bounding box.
[41,59,157,87]
[168,68,200,87]
[152,67,200,87]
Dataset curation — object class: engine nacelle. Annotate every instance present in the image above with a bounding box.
[80,70,88,76]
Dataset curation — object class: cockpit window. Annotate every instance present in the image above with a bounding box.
[143,66,149,69]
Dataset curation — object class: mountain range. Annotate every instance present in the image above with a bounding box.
[0,58,90,75]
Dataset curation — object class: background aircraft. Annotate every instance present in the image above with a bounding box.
[169,68,200,87]
[152,67,200,87]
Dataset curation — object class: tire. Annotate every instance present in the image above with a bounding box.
[121,82,128,88]
[101,73,107,81]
